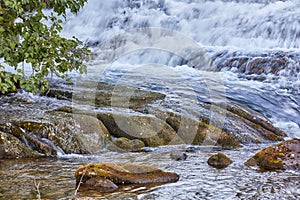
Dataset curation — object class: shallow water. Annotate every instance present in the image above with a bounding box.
[1,0,300,199]
[1,144,299,199]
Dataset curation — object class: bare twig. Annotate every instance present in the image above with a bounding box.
[74,167,87,197]
[34,179,42,200]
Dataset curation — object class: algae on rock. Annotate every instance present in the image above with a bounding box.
[245,138,300,171]
[74,162,180,192]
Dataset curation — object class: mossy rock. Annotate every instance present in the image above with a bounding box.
[0,131,40,158]
[46,81,166,109]
[74,162,179,192]
[245,138,300,171]
[109,137,145,152]
[152,110,241,148]
[0,112,111,157]
[97,112,183,147]
[207,152,233,169]
[24,112,111,154]
[0,123,57,156]
[224,103,286,138]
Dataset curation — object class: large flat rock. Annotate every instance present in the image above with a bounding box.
[75,162,180,192]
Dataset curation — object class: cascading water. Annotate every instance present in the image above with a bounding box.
[63,0,300,49]
[61,0,300,137]
[1,1,299,199]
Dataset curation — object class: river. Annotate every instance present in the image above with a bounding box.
[1,0,300,199]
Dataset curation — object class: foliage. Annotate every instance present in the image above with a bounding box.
[0,0,90,94]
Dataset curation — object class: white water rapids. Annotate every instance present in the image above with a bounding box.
[1,1,300,199]
[60,0,300,137]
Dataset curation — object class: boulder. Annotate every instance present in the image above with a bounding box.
[152,110,241,148]
[74,162,179,192]
[45,81,166,109]
[150,102,285,147]
[0,112,111,156]
[97,112,183,147]
[245,138,300,171]
[207,152,233,169]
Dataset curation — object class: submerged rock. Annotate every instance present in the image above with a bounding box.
[45,81,166,109]
[245,138,300,171]
[74,162,180,192]
[207,152,233,169]
[170,151,188,161]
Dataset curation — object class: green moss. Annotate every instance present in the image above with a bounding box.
[245,139,300,170]
[75,162,180,189]
[207,152,233,169]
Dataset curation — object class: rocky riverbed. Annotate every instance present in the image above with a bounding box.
[0,80,287,158]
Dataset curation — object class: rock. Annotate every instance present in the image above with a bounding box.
[0,112,111,157]
[79,177,118,192]
[97,112,183,147]
[74,162,180,192]
[223,103,286,140]
[152,110,241,148]
[170,151,188,161]
[222,57,286,76]
[45,81,166,109]
[245,138,300,171]
[109,137,145,152]
[0,123,57,156]
[0,131,39,158]
[207,152,233,169]
[150,102,285,146]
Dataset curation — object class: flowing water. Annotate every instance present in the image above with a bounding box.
[1,0,300,199]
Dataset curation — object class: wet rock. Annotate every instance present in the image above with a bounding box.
[0,131,39,158]
[0,112,111,157]
[0,123,57,156]
[223,57,286,76]
[97,112,183,147]
[45,81,166,109]
[152,110,241,148]
[151,101,285,146]
[74,162,180,192]
[223,103,286,139]
[79,177,118,192]
[245,138,300,171]
[207,152,233,169]
[170,151,188,161]
[109,137,145,152]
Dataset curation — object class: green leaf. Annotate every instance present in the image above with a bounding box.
[0,0,90,94]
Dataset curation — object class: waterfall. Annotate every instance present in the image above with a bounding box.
[60,0,300,137]
[62,0,300,49]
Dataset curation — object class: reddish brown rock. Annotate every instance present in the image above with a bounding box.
[75,162,180,192]
[245,138,300,170]
[207,152,233,169]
